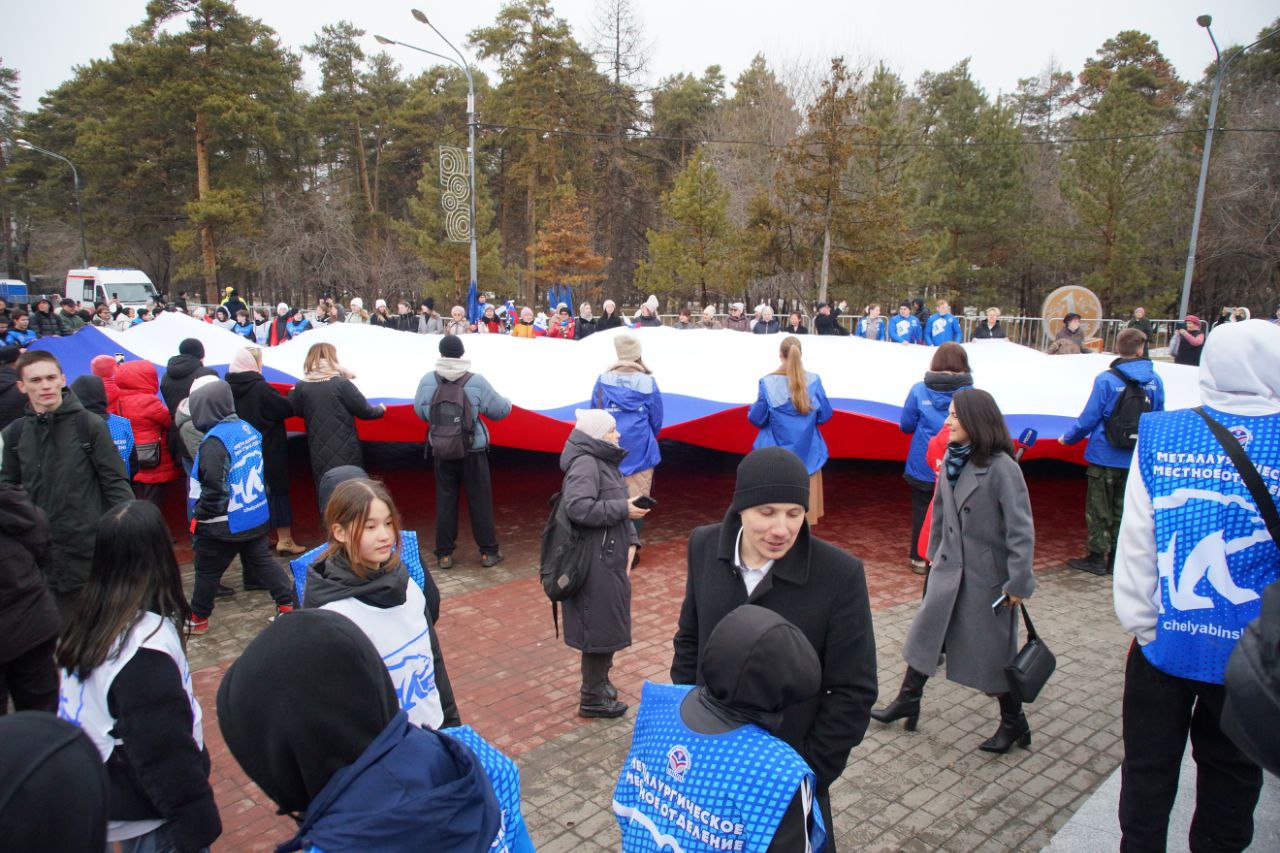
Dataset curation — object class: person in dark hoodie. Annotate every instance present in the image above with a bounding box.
[615,605,826,852]
[899,342,973,572]
[304,477,459,729]
[30,297,67,338]
[187,379,296,634]
[0,484,59,714]
[291,465,441,624]
[1,351,134,620]
[1222,580,1280,776]
[560,410,647,718]
[671,447,878,846]
[0,345,26,429]
[70,374,137,478]
[57,500,221,852]
[0,712,108,851]
[1059,328,1165,575]
[160,338,218,471]
[226,347,305,555]
[218,609,503,853]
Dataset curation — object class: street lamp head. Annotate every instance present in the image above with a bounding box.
[373,34,394,45]
[15,139,32,150]
[1197,14,1212,28]
[411,9,429,24]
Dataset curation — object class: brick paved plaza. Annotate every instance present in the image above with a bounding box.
[173,442,1259,852]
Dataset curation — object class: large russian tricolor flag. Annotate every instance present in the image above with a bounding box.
[33,313,1201,463]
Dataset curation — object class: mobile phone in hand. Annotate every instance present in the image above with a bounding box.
[991,593,1009,612]
[632,495,658,510]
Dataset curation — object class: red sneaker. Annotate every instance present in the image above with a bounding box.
[271,604,295,622]
[190,616,209,635]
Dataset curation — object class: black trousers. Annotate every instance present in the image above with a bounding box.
[191,534,295,618]
[1119,643,1263,853]
[133,480,168,509]
[908,480,934,561]
[433,451,498,557]
[579,651,614,704]
[0,637,59,714]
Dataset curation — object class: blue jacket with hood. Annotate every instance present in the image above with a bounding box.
[747,373,834,474]
[280,711,501,853]
[1060,357,1165,469]
[888,313,921,344]
[593,367,663,476]
[899,371,974,483]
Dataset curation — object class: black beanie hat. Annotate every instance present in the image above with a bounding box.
[178,338,205,359]
[439,335,465,358]
[0,345,19,366]
[732,447,809,512]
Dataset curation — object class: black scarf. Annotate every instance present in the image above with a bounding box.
[945,443,973,485]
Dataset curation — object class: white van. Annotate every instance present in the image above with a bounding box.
[65,267,160,308]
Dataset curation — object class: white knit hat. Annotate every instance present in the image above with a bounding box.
[276,302,289,316]
[375,298,387,310]
[350,297,363,309]
[645,294,659,311]
[574,408,616,441]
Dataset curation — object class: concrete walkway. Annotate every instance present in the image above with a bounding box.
[1045,757,1279,852]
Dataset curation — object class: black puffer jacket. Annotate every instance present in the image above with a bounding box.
[288,377,383,480]
[227,371,293,499]
[159,355,217,419]
[0,483,57,664]
[0,366,24,430]
[574,317,599,339]
[558,429,639,654]
[0,392,134,591]
[30,306,66,338]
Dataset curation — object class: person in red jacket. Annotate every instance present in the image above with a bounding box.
[115,360,181,508]
[90,354,122,414]
[916,425,950,565]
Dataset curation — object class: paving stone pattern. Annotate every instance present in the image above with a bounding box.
[181,448,1148,852]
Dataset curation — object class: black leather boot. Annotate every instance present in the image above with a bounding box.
[870,667,927,731]
[979,693,1031,753]
[579,652,627,718]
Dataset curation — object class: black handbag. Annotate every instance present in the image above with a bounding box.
[1005,604,1056,702]
[136,441,161,469]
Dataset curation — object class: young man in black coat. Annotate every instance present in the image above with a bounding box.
[671,447,877,848]
[0,483,59,713]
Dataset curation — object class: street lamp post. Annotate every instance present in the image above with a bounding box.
[376,9,478,292]
[1179,15,1280,320]
[16,138,88,267]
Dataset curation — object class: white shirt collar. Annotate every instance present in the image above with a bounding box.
[734,527,774,596]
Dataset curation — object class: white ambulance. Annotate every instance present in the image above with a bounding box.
[64,267,160,308]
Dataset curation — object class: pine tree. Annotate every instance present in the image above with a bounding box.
[636,150,744,305]
[528,180,609,298]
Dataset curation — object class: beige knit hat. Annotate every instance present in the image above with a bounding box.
[614,334,642,362]
[574,408,616,441]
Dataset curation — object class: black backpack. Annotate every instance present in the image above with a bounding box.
[538,490,595,637]
[1104,367,1152,450]
[426,372,475,461]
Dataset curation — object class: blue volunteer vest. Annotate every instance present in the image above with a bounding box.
[441,726,536,853]
[106,414,135,477]
[1136,406,1280,683]
[188,419,270,533]
[613,682,825,853]
[290,531,427,604]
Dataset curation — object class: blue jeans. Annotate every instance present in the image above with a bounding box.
[115,822,209,853]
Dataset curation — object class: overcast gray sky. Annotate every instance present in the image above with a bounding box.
[4,1,1276,112]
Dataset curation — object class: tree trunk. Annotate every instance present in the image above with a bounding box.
[818,222,832,305]
[353,117,374,215]
[195,110,218,304]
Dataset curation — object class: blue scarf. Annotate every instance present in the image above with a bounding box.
[945,443,973,485]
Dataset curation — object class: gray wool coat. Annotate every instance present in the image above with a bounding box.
[558,429,640,654]
[903,451,1036,693]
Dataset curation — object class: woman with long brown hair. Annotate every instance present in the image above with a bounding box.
[301,477,459,729]
[288,342,385,486]
[747,336,834,526]
[872,388,1037,754]
[57,501,221,851]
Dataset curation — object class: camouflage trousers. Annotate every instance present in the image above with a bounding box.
[1085,464,1129,556]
